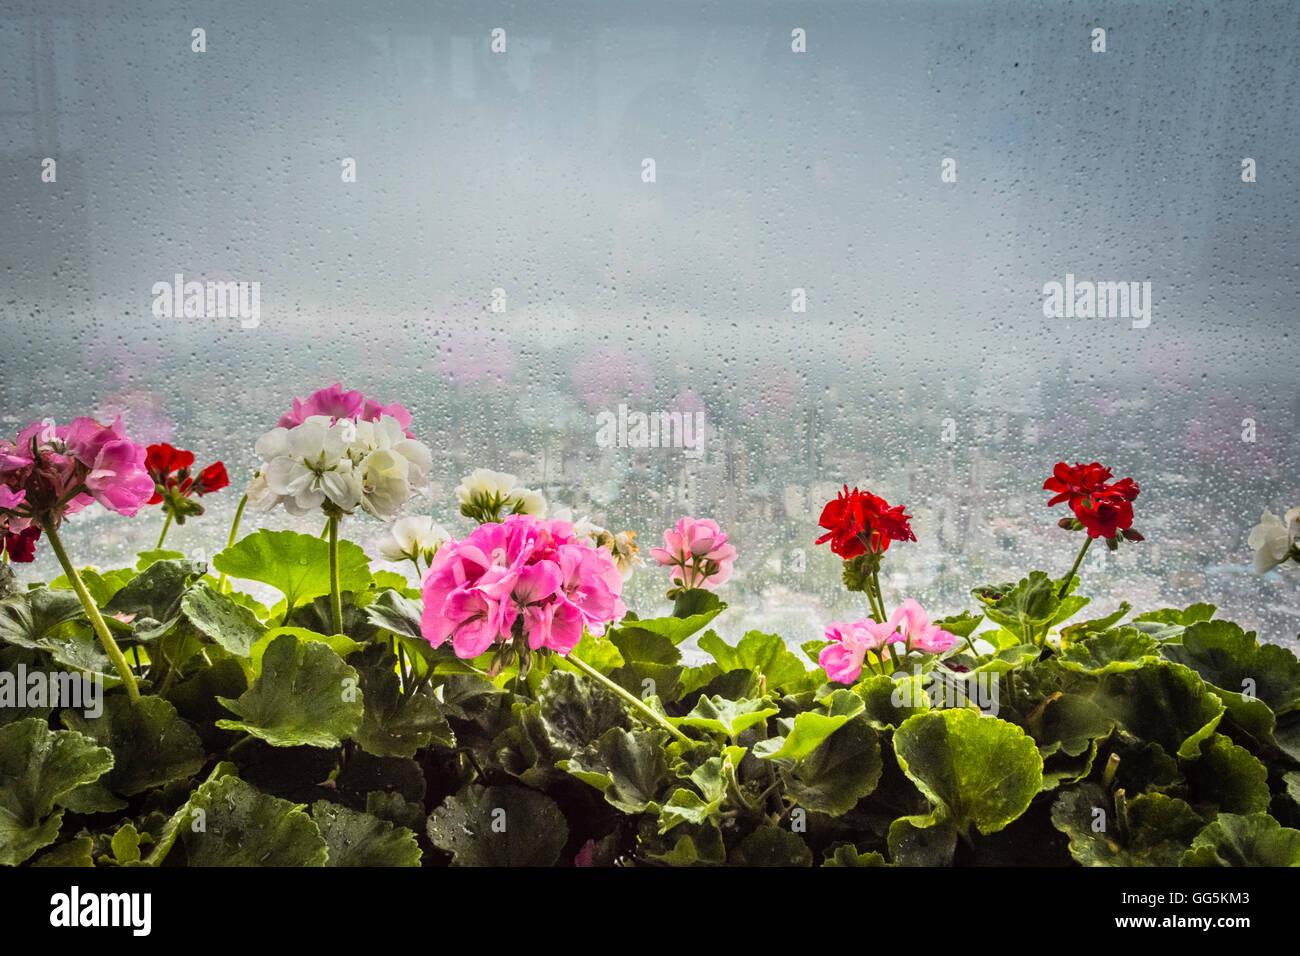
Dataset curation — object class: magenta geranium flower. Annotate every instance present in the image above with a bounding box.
[277,383,415,438]
[0,416,153,560]
[420,513,626,661]
[649,516,738,591]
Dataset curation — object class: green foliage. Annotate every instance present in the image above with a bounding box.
[2,536,1297,869]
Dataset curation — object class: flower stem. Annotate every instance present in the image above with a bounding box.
[217,493,248,593]
[42,520,140,701]
[1059,536,1093,599]
[565,652,693,745]
[327,514,343,635]
[871,570,890,624]
[156,510,174,550]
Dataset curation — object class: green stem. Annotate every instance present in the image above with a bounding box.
[409,557,422,584]
[328,514,343,635]
[1059,536,1093,599]
[43,520,140,701]
[217,493,248,593]
[566,652,693,745]
[156,509,173,550]
[871,569,891,624]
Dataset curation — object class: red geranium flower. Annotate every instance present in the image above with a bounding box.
[2,524,40,563]
[145,443,228,523]
[1045,461,1140,540]
[816,485,916,558]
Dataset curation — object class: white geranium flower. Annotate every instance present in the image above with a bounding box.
[256,415,362,515]
[456,467,547,522]
[379,515,450,565]
[1247,507,1300,573]
[358,447,412,517]
[245,471,280,511]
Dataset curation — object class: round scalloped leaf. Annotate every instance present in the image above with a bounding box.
[1058,628,1158,675]
[563,727,670,814]
[181,581,266,657]
[427,784,568,866]
[1161,620,1300,717]
[61,695,205,797]
[216,633,363,748]
[311,800,421,867]
[1098,661,1224,759]
[892,708,1042,836]
[0,718,114,865]
[681,695,778,740]
[777,715,883,816]
[211,529,372,614]
[1051,783,1203,866]
[180,773,327,866]
[1185,734,1271,815]
[1181,813,1300,867]
[103,558,207,641]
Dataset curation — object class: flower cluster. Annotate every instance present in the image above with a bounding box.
[815,485,915,558]
[456,468,546,524]
[1044,461,1142,542]
[420,513,626,667]
[250,405,431,519]
[820,599,959,683]
[0,417,153,560]
[277,382,415,438]
[378,515,451,567]
[552,505,643,579]
[146,443,228,526]
[1248,508,1300,573]
[649,516,737,593]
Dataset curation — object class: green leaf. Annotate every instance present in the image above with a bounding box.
[31,835,95,867]
[110,823,143,865]
[181,773,328,866]
[0,588,86,649]
[976,571,1065,642]
[1051,783,1203,866]
[362,589,424,641]
[61,695,205,797]
[697,630,815,694]
[104,558,207,641]
[768,715,883,816]
[1034,693,1114,759]
[0,646,53,726]
[0,718,114,865]
[247,626,362,677]
[216,633,364,748]
[823,844,890,866]
[312,801,421,867]
[427,784,568,866]
[181,582,266,657]
[887,815,957,866]
[611,590,726,646]
[1181,813,1300,867]
[1060,602,1132,642]
[563,727,670,814]
[212,530,373,615]
[135,549,186,571]
[1099,661,1225,759]
[852,673,930,729]
[353,645,454,758]
[609,629,683,702]
[1133,603,1216,626]
[892,709,1043,837]
[50,566,136,605]
[681,695,778,740]
[1058,627,1158,675]
[728,828,813,866]
[754,710,852,761]
[1185,734,1271,815]
[935,611,984,640]
[1162,620,1300,717]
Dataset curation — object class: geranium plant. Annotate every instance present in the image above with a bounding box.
[1,412,1298,869]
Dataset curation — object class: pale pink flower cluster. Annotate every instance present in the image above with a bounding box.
[420,514,626,658]
[649,516,737,591]
[0,417,153,560]
[819,599,960,683]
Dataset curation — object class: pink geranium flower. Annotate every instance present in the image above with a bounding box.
[420,514,626,660]
[819,619,901,684]
[889,599,960,655]
[649,516,738,591]
[0,415,153,560]
[277,383,416,438]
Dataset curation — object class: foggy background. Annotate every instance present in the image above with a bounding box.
[2,0,1297,649]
